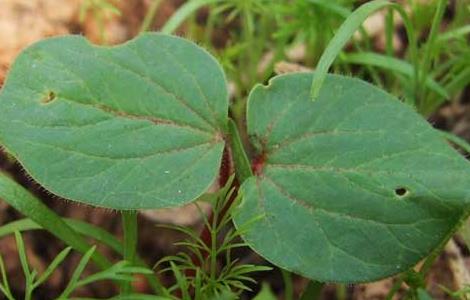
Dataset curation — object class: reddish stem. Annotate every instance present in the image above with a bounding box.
[251,151,266,176]
[184,146,236,280]
[180,143,265,297]
[198,147,266,262]
[198,146,236,255]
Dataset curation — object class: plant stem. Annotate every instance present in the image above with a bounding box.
[310,0,418,101]
[385,7,394,57]
[0,173,111,270]
[121,210,138,294]
[385,276,404,300]
[337,284,347,300]
[140,0,162,33]
[299,280,324,300]
[228,119,253,182]
[196,148,238,266]
[25,284,32,300]
[281,269,293,300]
[240,5,258,91]
[210,206,218,284]
[1,289,14,300]
[161,0,220,34]
[416,0,447,111]
[192,120,252,281]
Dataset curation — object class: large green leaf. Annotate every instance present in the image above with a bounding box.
[235,73,470,283]
[0,33,228,209]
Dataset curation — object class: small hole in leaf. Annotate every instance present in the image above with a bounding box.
[394,187,408,197]
[41,91,56,104]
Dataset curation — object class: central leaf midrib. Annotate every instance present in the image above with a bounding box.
[41,46,218,133]
[265,128,387,155]
[47,93,215,136]
[153,40,222,130]
[96,45,219,131]
[254,177,420,271]
[260,176,443,239]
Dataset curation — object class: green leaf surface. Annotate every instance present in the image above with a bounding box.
[0,33,228,209]
[235,72,470,283]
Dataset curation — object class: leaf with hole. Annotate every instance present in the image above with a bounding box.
[0,33,228,209]
[234,72,470,282]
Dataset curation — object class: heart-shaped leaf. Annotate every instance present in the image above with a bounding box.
[235,73,470,282]
[0,33,228,209]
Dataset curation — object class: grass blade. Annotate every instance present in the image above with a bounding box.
[299,280,324,300]
[161,0,221,34]
[0,218,165,295]
[306,0,350,17]
[59,246,96,299]
[0,172,111,270]
[77,261,153,288]
[14,231,30,281]
[140,0,163,32]
[438,130,470,155]
[0,218,122,253]
[169,262,190,300]
[34,247,72,287]
[310,0,417,100]
[0,218,39,236]
[418,0,447,87]
[311,0,391,100]
[436,25,470,42]
[0,254,13,300]
[342,52,449,98]
[445,67,470,96]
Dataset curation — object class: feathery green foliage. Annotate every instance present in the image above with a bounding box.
[154,179,270,299]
